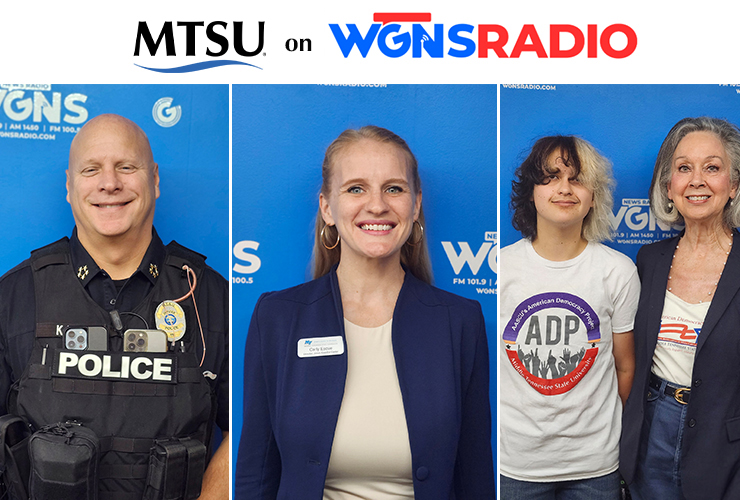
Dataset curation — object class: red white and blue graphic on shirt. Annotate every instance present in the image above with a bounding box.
[657,322,699,347]
[504,292,601,395]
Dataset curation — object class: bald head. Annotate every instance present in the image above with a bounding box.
[69,114,155,170]
[66,113,160,246]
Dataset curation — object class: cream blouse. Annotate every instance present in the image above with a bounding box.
[323,319,414,499]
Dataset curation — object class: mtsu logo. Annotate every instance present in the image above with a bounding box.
[134,21,265,73]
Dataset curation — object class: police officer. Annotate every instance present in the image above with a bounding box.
[0,114,228,499]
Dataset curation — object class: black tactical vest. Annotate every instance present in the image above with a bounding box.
[14,239,214,500]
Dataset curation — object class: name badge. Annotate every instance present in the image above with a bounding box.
[297,336,344,358]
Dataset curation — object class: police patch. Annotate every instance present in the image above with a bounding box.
[53,351,178,384]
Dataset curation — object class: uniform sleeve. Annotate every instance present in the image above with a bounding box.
[215,273,229,433]
[0,266,37,416]
[0,304,12,416]
[611,260,641,334]
[234,294,281,500]
[199,268,229,434]
[453,303,496,499]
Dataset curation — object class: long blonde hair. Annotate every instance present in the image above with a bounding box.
[312,126,432,284]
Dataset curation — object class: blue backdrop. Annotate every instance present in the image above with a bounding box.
[500,84,740,257]
[0,84,229,277]
[0,84,229,449]
[231,84,497,483]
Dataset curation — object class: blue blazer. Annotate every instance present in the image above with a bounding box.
[620,231,740,499]
[235,267,494,499]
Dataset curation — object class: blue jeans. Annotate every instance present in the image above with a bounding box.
[499,471,621,500]
[629,375,687,500]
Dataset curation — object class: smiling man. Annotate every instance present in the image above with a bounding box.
[67,114,161,279]
[0,114,228,500]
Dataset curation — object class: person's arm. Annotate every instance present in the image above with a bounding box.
[197,433,229,500]
[234,294,282,499]
[613,330,635,406]
[196,269,230,499]
[454,304,495,499]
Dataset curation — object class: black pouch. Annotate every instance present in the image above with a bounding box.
[144,437,206,500]
[0,414,32,500]
[28,421,99,500]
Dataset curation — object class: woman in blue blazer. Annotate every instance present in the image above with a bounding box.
[235,126,494,499]
[620,117,740,499]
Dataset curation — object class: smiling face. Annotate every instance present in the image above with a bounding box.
[667,131,738,226]
[319,138,421,266]
[66,115,160,245]
[532,151,594,235]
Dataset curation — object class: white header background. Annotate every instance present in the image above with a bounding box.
[2,0,729,83]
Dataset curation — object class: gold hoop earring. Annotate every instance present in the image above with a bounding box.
[321,224,340,250]
[406,220,424,246]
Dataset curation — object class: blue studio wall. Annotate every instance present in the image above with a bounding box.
[232,84,497,482]
[500,84,740,256]
[0,84,229,277]
[498,84,740,494]
[0,84,229,448]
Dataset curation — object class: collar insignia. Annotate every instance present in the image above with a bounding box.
[77,265,89,280]
[149,263,159,278]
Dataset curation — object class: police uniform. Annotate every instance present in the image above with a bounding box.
[0,229,228,499]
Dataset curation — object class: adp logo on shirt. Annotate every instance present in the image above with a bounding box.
[503,292,601,395]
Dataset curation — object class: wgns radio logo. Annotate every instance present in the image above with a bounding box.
[611,199,680,245]
[441,231,497,296]
[0,85,88,124]
[0,85,88,141]
[152,97,181,128]
[330,13,637,59]
[232,240,261,285]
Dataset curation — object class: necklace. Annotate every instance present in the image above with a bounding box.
[667,232,733,303]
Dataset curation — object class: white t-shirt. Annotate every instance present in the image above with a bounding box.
[499,239,640,482]
[651,290,709,387]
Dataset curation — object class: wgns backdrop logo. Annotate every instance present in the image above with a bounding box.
[232,240,261,284]
[152,97,181,128]
[330,13,637,59]
[441,231,497,296]
[0,85,88,141]
[611,198,680,246]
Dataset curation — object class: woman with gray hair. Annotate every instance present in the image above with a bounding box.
[621,117,740,500]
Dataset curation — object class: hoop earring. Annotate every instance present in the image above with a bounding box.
[321,224,340,250]
[406,220,424,246]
